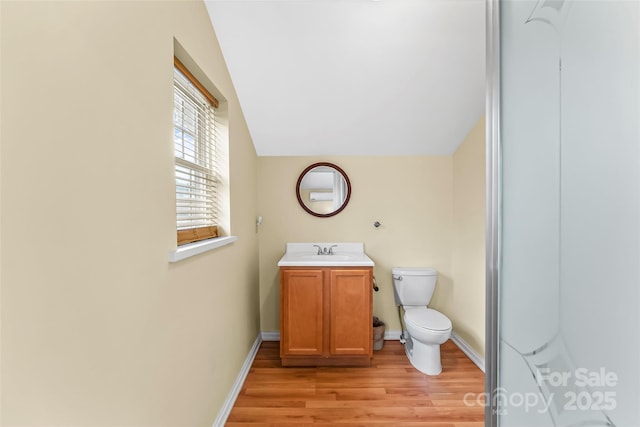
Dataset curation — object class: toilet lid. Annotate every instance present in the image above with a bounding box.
[405,308,452,332]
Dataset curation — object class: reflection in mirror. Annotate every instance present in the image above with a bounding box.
[296,163,351,217]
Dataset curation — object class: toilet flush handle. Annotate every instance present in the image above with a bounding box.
[393,275,402,281]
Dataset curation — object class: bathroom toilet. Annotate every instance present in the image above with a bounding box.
[392,267,452,375]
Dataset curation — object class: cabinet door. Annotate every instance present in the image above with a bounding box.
[280,269,324,356]
[329,269,372,355]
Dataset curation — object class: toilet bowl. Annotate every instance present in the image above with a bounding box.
[403,307,452,375]
[392,267,452,375]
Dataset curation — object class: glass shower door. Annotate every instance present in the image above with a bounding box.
[489,1,640,425]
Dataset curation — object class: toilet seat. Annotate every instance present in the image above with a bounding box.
[405,308,451,332]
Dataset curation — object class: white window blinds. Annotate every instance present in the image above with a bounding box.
[173,60,220,245]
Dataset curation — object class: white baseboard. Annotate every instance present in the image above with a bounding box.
[211,333,262,427]
[384,330,402,340]
[260,331,280,341]
[450,331,485,373]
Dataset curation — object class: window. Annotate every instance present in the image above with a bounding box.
[173,58,220,245]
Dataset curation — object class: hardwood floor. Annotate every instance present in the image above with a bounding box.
[226,340,485,426]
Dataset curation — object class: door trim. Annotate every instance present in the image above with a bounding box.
[485,0,501,425]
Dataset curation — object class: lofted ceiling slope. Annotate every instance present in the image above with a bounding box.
[205,0,485,156]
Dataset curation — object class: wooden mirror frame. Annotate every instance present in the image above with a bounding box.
[295,162,352,218]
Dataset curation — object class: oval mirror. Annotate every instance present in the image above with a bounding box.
[296,162,351,218]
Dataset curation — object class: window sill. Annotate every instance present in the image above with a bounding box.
[168,235,238,263]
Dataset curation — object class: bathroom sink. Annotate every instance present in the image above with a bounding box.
[278,242,375,267]
[289,254,356,262]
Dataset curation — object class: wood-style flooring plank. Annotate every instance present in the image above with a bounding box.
[226,340,484,425]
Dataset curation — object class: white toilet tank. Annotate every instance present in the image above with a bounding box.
[392,267,438,307]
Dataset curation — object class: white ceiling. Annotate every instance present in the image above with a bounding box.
[205,0,485,156]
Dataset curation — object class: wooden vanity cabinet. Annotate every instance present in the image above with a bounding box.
[280,266,373,367]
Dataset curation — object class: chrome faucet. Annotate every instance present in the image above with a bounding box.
[313,244,338,255]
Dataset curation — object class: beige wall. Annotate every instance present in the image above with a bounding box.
[451,117,486,356]
[257,157,454,334]
[1,1,259,426]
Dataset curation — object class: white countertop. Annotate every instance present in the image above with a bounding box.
[277,242,375,267]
